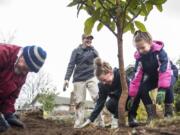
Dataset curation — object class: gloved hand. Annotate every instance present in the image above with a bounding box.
[126,97,134,111]
[156,89,166,105]
[63,80,69,91]
[0,113,10,132]
[78,119,91,128]
[5,113,25,128]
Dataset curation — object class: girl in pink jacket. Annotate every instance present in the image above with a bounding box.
[128,30,178,127]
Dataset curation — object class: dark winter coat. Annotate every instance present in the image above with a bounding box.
[89,68,124,122]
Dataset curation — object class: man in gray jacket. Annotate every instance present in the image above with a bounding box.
[63,34,102,128]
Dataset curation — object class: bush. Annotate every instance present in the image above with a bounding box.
[174,75,180,112]
[174,75,180,94]
[38,88,58,113]
[175,94,180,112]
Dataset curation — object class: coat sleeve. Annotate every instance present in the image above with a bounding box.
[170,61,178,81]
[64,49,77,81]
[1,89,21,114]
[158,49,172,89]
[0,45,11,70]
[158,49,169,73]
[129,60,144,97]
[89,84,108,122]
[94,48,99,57]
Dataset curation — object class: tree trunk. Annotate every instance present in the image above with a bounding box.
[117,27,128,126]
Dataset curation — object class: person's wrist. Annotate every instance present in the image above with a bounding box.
[65,80,69,83]
[158,88,166,92]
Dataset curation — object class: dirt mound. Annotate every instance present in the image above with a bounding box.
[1,112,180,135]
[1,111,112,135]
[1,116,111,135]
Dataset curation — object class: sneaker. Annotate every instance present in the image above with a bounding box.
[74,119,81,128]
[74,124,80,128]
[111,117,118,129]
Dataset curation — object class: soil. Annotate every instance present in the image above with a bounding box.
[1,111,180,135]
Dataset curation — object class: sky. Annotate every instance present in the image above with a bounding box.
[0,0,180,101]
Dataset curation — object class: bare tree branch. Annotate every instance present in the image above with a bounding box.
[7,29,17,43]
[0,29,17,43]
[20,70,55,106]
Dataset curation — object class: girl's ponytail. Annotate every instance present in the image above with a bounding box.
[94,57,112,78]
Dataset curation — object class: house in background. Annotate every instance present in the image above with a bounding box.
[31,92,94,114]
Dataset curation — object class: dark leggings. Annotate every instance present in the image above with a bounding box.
[106,98,118,118]
[129,75,175,117]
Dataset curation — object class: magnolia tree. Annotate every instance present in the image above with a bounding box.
[68,0,167,126]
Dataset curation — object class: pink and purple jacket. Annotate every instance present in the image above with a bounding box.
[129,41,173,97]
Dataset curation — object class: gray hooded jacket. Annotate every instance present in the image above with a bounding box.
[64,45,98,82]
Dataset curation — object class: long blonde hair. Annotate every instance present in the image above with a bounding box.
[94,57,112,78]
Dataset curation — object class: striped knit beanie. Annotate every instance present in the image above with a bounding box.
[22,46,47,73]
